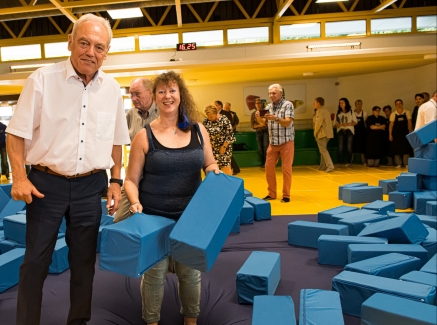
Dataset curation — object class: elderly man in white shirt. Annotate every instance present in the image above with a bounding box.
[6,14,129,325]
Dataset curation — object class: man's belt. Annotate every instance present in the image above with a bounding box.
[32,164,104,179]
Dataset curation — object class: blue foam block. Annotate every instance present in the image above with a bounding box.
[100,213,175,277]
[2,214,27,245]
[400,270,437,287]
[231,215,240,233]
[409,158,437,176]
[0,248,25,293]
[101,199,108,215]
[288,221,349,249]
[414,191,437,215]
[244,189,252,197]
[378,179,398,194]
[406,119,437,148]
[0,230,4,240]
[317,205,359,223]
[422,227,437,260]
[397,172,422,192]
[252,295,296,325]
[344,253,421,279]
[426,201,437,216]
[239,201,254,225]
[332,270,436,317]
[348,244,429,265]
[96,225,107,253]
[0,184,12,199]
[418,214,437,229]
[299,289,344,325]
[421,254,436,274]
[342,186,383,204]
[236,251,280,304]
[100,214,114,226]
[388,191,413,209]
[15,210,26,214]
[415,143,437,159]
[330,209,378,225]
[0,199,26,219]
[422,175,437,191]
[0,189,10,213]
[59,217,66,233]
[170,173,244,272]
[0,239,25,254]
[357,214,428,244]
[361,293,437,325]
[49,237,69,274]
[338,214,389,236]
[338,183,368,200]
[318,235,387,266]
[0,219,3,230]
[244,196,271,221]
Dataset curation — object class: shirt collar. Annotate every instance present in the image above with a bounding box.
[273,98,284,110]
[65,58,103,85]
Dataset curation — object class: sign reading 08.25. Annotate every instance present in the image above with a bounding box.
[176,42,197,51]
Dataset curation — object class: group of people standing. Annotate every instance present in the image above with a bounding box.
[313,91,436,171]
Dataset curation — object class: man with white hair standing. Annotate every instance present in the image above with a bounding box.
[256,84,295,203]
[6,14,130,325]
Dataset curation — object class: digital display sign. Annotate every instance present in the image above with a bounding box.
[176,42,197,51]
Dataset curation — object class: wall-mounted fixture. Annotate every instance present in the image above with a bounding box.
[306,42,361,52]
[10,63,55,73]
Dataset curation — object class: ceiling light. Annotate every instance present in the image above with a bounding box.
[373,0,397,13]
[306,42,361,51]
[107,8,143,19]
[316,0,348,3]
[10,63,55,72]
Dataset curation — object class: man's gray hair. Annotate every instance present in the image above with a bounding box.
[131,77,153,92]
[71,13,113,45]
[269,83,283,93]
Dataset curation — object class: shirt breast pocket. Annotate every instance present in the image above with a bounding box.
[96,112,116,141]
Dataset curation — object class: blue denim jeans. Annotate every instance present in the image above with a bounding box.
[337,129,353,164]
[256,130,269,165]
[141,257,201,323]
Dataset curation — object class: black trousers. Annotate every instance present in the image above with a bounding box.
[16,168,107,325]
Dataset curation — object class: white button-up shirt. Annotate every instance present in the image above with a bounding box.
[6,59,130,176]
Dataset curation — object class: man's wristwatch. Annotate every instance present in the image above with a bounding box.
[109,178,123,186]
[275,117,279,122]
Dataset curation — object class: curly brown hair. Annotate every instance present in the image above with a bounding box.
[152,70,197,132]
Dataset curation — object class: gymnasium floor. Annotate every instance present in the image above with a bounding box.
[1,164,408,216]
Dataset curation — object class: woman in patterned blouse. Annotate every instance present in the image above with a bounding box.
[203,104,236,175]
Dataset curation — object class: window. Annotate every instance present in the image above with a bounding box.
[227,27,269,44]
[1,44,41,61]
[280,23,321,40]
[183,30,223,46]
[109,36,135,53]
[139,33,178,50]
[417,15,437,32]
[44,42,70,58]
[326,20,366,37]
[371,17,412,34]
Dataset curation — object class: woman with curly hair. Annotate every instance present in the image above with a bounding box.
[203,104,236,175]
[124,70,219,325]
[334,97,357,167]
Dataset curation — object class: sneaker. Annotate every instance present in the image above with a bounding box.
[325,168,334,173]
[281,198,290,203]
[395,165,401,168]
[263,195,275,201]
[317,166,324,171]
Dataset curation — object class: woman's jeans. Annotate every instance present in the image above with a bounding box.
[337,129,353,164]
[141,257,201,323]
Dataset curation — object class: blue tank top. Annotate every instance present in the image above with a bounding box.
[139,124,204,221]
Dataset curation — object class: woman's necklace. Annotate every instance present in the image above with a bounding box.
[173,127,177,135]
[158,118,177,135]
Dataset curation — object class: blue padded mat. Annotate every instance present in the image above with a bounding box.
[317,205,359,224]
[357,213,428,244]
[330,209,378,225]
[170,173,244,272]
[342,186,383,204]
[400,270,437,287]
[288,221,349,248]
[422,227,437,260]
[378,179,398,195]
[414,191,437,215]
[338,214,388,236]
[49,237,69,274]
[0,190,11,215]
[0,200,26,219]
[244,189,252,197]
[252,295,296,325]
[406,119,437,149]
[338,183,368,200]
[422,175,437,191]
[344,253,421,279]
[421,254,437,274]
[409,158,437,176]
[244,196,271,221]
[415,143,437,159]
[361,293,437,325]
[426,201,437,216]
[347,244,429,265]
[231,216,240,233]
[100,213,175,278]
[299,289,344,325]
[0,239,25,255]
[236,251,280,304]
[2,214,26,245]
[318,235,387,266]
[397,172,422,192]
[0,184,12,199]
[332,270,436,317]
[388,191,413,209]
[0,248,25,293]
[362,200,395,215]
[418,214,437,229]
[239,201,254,224]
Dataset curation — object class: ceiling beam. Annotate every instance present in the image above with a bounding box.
[252,0,266,19]
[49,0,77,22]
[175,0,183,27]
[274,0,294,21]
[373,0,398,13]
[187,3,203,23]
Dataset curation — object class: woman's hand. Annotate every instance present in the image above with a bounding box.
[129,201,143,215]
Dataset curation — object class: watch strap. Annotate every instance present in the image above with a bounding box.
[109,178,123,186]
